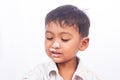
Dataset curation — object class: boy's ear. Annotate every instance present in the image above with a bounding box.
[79,37,89,51]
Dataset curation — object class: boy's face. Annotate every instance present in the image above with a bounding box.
[45,22,89,63]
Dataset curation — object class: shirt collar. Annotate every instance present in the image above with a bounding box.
[74,57,87,80]
[47,57,88,80]
[47,60,58,76]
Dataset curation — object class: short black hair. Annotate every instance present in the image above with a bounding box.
[45,5,90,37]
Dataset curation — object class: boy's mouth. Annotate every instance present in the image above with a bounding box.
[49,48,62,57]
[51,51,62,57]
[51,51,61,54]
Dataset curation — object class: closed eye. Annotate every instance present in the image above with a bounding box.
[46,37,53,40]
[61,39,70,42]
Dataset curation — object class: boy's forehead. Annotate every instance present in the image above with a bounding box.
[45,22,81,36]
[45,21,79,30]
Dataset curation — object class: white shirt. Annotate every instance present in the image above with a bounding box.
[23,59,102,80]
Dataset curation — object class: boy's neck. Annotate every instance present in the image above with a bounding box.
[57,57,78,70]
[56,57,79,80]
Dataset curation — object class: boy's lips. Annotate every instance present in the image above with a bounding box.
[51,51,62,57]
[49,48,62,57]
[51,51,62,54]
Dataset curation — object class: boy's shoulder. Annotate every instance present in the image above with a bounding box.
[23,60,57,80]
[23,61,55,80]
[74,57,103,80]
[29,60,57,74]
[80,68,102,80]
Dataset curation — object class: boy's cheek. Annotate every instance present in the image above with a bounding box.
[45,43,51,51]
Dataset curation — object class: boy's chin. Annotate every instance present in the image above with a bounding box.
[51,58,64,64]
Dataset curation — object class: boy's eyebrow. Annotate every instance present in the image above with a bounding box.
[60,32,72,36]
[45,31,53,34]
[45,30,72,36]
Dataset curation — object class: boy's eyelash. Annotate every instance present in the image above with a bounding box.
[46,37,53,40]
[61,39,70,42]
[46,37,70,42]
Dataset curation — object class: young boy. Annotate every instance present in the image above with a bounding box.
[24,5,101,80]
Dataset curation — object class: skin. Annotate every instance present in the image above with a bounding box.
[45,22,89,80]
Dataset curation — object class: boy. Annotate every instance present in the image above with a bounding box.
[24,5,101,80]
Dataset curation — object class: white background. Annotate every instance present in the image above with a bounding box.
[0,0,120,80]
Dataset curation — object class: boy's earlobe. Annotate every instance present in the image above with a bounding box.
[79,37,89,51]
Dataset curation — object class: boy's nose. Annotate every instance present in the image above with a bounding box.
[52,41,60,49]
